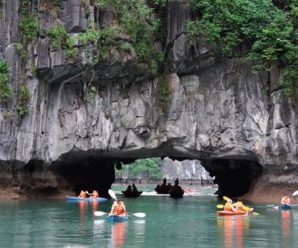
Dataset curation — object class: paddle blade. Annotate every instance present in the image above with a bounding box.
[252,212,259,216]
[108,189,117,200]
[223,196,231,202]
[217,204,224,209]
[243,206,252,211]
[292,190,298,196]
[133,212,146,218]
[94,211,107,217]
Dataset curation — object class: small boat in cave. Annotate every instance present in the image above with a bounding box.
[121,183,142,197]
[121,190,143,197]
[155,177,172,194]
[169,186,184,198]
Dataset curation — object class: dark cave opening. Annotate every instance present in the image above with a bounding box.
[17,155,263,199]
[202,159,263,197]
[53,157,117,198]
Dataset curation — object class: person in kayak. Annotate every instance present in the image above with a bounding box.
[78,190,87,198]
[233,201,254,212]
[281,194,291,205]
[89,190,99,198]
[132,183,139,192]
[110,200,129,216]
[224,199,236,212]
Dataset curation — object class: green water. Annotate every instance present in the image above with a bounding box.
[0,192,297,248]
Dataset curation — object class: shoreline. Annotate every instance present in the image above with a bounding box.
[0,183,296,205]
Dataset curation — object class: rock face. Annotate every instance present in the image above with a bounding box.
[0,1,297,201]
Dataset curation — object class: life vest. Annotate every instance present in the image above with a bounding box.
[224,202,234,212]
[235,202,244,210]
[79,191,87,198]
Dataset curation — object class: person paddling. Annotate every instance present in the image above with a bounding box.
[110,199,129,216]
[78,190,87,198]
[281,194,291,205]
[89,190,99,198]
[224,199,236,212]
[233,201,254,212]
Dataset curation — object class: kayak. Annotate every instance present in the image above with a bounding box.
[65,196,108,202]
[121,190,143,197]
[107,214,129,222]
[217,210,248,216]
[280,204,292,210]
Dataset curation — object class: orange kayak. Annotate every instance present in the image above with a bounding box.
[217,210,248,216]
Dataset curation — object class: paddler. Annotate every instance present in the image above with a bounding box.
[233,201,254,212]
[89,190,99,198]
[281,194,291,205]
[78,190,87,198]
[224,199,236,212]
[110,199,129,216]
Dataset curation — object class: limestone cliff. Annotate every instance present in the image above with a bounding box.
[0,0,297,201]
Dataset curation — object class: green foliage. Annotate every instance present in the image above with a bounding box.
[93,0,164,74]
[51,0,61,8]
[157,75,171,113]
[19,0,39,41]
[3,111,14,119]
[19,16,40,42]
[15,42,27,59]
[47,25,76,58]
[47,25,69,48]
[16,84,31,117]
[117,158,162,180]
[0,59,12,102]
[187,0,298,94]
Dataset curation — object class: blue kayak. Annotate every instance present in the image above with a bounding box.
[107,214,129,222]
[280,204,292,210]
[65,196,108,202]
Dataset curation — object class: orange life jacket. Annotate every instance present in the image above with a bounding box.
[224,202,234,212]
[79,192,87,198]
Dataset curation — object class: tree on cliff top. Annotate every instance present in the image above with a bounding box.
[187,0,298,95]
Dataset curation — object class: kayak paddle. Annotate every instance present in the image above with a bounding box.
[217,204,224,209]
[94,211,107,216]
[108,189,117,200]
[94,211,146,218]
[292,190,298,196]
[223,196,232,201]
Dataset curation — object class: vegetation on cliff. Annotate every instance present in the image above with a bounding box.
[116,158,162,180]
[187,0,298,95]
[1,0,296,106]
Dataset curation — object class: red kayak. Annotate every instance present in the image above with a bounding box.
[217,210,248,216]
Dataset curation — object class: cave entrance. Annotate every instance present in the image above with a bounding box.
[113,157,213,186]
[202,159,263,197]
[53,156,117,198]
[51,155,263,198]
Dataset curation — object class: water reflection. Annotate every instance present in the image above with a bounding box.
[91,200,99,212]
[281,210,292,248]
[111,222,127,248]
[217,216,250,248]
[93,218,146,247]
[78,201,89,234]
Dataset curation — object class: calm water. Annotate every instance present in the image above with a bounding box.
[0,189,297,248]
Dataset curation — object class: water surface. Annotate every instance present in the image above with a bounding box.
[0,189,297,248]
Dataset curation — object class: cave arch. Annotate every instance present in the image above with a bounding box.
[51,154,263,199]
